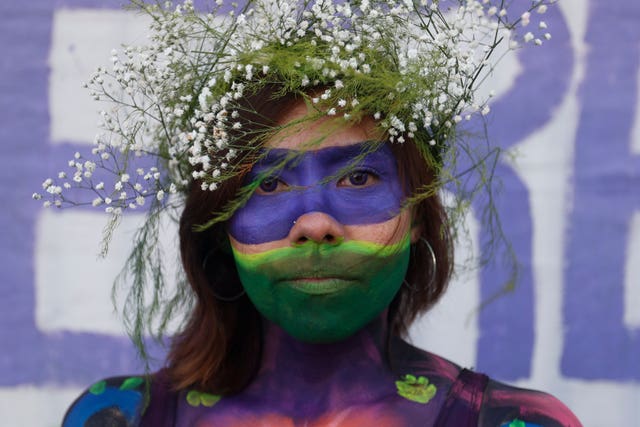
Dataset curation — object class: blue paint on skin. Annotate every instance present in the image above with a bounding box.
[228,142,404,245]
[63,387,143,427]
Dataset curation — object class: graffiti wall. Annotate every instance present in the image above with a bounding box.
[1,0,638,425]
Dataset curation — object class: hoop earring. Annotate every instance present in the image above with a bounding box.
[404,238,437,292]
[420,237,437,289]
[202,250,246,302]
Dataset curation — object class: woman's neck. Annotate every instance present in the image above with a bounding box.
[242,313,397,415]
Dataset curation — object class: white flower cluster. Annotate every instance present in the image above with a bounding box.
[35,0,555,214]
[34,146,178,213]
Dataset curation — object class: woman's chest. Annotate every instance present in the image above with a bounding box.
[174,390,447,427]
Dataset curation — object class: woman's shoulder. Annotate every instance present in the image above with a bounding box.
[62,375,149,427]
[480,379,582,427]
[390,338,581,426]
[390,336,463,382]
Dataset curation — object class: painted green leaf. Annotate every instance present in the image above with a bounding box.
[396,375,437,404]
[200,393,221,407]
[508,420,526,427]
[120,377,144,391]
[186,390,221,408]
[186,390,201,407]
[89,380,107,395]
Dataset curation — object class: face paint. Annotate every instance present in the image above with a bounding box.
[232,235,410,343]
[228,142,404,245]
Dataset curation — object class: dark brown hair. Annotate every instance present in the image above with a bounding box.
[166,85,453,394]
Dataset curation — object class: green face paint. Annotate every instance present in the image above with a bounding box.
[232,235,410,343]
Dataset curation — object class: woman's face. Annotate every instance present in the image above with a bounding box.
[227,100,418,343]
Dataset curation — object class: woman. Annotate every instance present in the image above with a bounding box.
[61,87,581,426]
[43,1,581,425]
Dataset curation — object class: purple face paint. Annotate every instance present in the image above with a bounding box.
[228,142,404,245]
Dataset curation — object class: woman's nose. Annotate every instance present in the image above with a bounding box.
[288,212,345,246]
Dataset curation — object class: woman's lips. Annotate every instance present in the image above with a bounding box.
[280,277,356,295]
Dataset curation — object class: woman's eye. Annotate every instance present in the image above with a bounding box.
[256,177,286,194]
[337,170,378,187]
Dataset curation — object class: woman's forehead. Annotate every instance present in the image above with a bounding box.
[254,141,394,170]
[267,99,382,150]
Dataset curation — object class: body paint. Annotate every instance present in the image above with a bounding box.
[228,142,403,245]
[232,235,410,342]
[62,377,144,427]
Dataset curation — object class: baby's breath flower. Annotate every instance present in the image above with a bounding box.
[32,0,554,318]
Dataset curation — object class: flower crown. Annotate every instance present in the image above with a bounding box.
[33,0,554,346]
